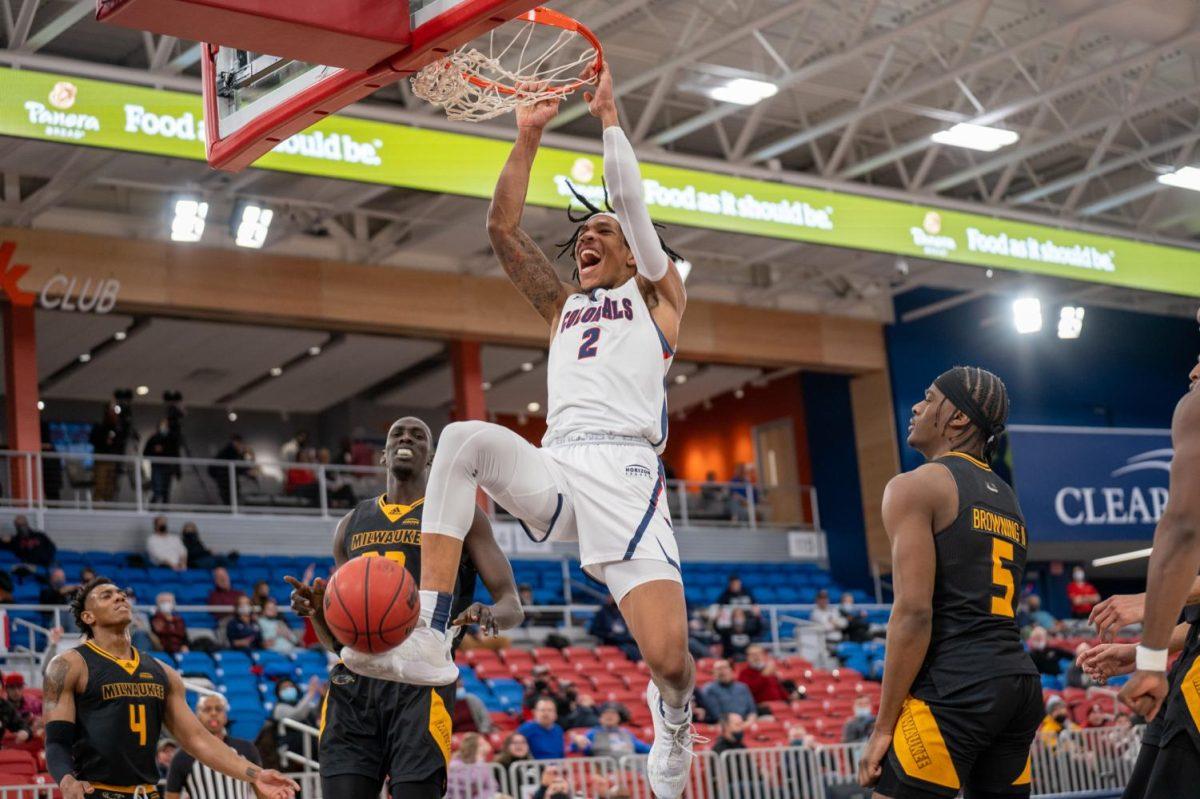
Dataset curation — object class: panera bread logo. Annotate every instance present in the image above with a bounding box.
[101,682,165,701]
[24,82,100,140]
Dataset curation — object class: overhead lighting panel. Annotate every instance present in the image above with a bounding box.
[931,123,1019,152]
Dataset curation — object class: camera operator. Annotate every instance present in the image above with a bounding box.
[90,396,131,502]
[143,418,181,505]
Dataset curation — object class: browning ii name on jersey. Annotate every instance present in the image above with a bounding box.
[918,452,1038,695]
[74,641,169,792]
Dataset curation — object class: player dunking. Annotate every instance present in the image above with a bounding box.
[341,62,698,798]
[42,579,298,799]
[859,367,1043,799]
[286,416,523,799]
[1088,323,1200,798]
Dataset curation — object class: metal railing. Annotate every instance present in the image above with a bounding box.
[4,449,819,529]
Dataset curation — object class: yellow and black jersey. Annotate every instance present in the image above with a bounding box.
[1148,603,1200,751]
[918,452,1038,696]
[73,641,168,792]
[341,494,477,625]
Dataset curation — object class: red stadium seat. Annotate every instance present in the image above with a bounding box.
[533,647,567,665]
[463,649,501,666]
[594,645,624,660]
[564,646,597,662]
[501,649,534,666]
[0,751,37,777]
[473,662,509,680]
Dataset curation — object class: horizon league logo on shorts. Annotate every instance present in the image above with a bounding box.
[1008,426,1172,542]
[22,81,100,141]
[625,463,653,480]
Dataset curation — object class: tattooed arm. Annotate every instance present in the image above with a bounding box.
[487,95,572,327]
[162,666,299,798]
[43,651,89,798]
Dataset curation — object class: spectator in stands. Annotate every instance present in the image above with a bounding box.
[272,677,321,762]
[1017,593,1058,632]
[840,695,876,743]
[700,659,757,722]
[1026,626,1070,675]
[207,566,246,620]
[152,591,188,654]
[1066,566,1100,619]
[1084,703,1111,728]
[560,691,600,730]
[143,418,180,505]
[493,732,531,769]
[447,733,498,799]
[452,679,493,733]
[711,712,748,755]
[516,697,565,760]
[317,447,357,508]
[570,703,650,757]
[718,607,762,661]
[285,449,320,505]
[699,471,727,517]
[258,597,299,653]
[1039,695,1076,748]
[728,463,758,522]
[838,592,871,643]
[280,431,309,464]
[588,595,639,661]
[209,433,249,506]
[786,723,818,748]
[0,515,56,568]
[226,597,263,650]
[3,673,41,731]
[809,589,846,645]
[90,400,127,503]
[516,582,556,628]
[0,686,30,743]
[156,740,178,783]
[737,644,791,711]
[531,764,570,799]
[39,566,80,631]
[166,694,263,799]
[125,585,158,652]
[146,516,187,571]
[251,580,273,611]
[717,574,757,607]
[687,611,720,659]
[181,521,236,570]
[522,663,566,715]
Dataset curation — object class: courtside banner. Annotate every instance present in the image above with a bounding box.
[3,66,1200,297]
[1008,425,1173,542]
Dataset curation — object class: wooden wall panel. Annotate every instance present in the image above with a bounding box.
[6,227,886,372]
[850,366,901,571]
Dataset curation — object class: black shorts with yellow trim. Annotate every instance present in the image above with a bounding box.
[318,662,453,786]
[877,673,1043,799]
[85,783,160,799]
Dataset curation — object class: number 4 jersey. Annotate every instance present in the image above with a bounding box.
[918,452,1039,696]
[73,641,169,790]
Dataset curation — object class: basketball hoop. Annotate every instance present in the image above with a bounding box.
[412,6,602,122]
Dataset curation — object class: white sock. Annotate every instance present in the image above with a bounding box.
[662,697,690,725]
[419,590,454,632]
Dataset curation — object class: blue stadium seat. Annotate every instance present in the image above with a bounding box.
[176,652,218,682]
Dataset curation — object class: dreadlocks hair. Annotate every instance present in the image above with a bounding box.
[70,576,115,638]
[555,179,684,281]
[939,365,1010,461]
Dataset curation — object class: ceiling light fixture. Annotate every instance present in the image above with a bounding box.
[521,362,534,372]
[228,411,238,422]
[78,353,91,363]
[114,330,127,341]
[1057,306,1085,340]
[674,374,688,385]
[136,385,149,396]
[269,366,283,377]
[170,198,209,242]
[709,78,778,106]
[526,401,541,413]
[234,203,274,248]
[37,400,44,411]
[1157,166,1200,191]
[481,381,492,391]
[1012,297,1042,334]
[675,260,693,282]
[931,122,1019,152]
[308,346,322,356]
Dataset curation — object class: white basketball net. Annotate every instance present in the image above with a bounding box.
[412,18,598,122]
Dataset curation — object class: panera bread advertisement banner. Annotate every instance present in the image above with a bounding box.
[4,66,1200,297]
[1008,425,1173,542]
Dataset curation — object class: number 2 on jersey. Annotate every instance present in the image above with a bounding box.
[578,327,601,359]
[363,550,407,568]
[129,703,147,746]
[990,538,1016,617]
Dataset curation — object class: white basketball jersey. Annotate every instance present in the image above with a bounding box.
[544,278,673,451]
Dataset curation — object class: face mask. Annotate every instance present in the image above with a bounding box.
[279,687,299,703]
[856,707,873,719]
[1053,712,1067,723]
[158,602,174,614]
[730,731,744,743]
[1030,639,1046,651]
[238,606,251,616]
[456,687,466,699]
[1073,571,1085,583]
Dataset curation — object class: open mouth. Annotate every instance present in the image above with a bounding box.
[395,447,414,460]
[578,248,602,272]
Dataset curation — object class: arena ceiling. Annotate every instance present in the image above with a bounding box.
[2,0,1200,324]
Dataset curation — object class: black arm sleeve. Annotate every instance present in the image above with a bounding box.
[44,720,76,783]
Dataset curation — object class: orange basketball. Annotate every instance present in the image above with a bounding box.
[323,556,420,654]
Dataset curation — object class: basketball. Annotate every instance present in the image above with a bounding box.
[323,556,420,654]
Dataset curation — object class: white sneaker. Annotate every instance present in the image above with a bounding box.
[645,680,698,799]
[340,626,458,686]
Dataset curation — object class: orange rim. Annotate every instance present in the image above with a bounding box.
[462,6,603,96]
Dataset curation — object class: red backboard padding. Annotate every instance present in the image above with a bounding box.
[96,0,412,71]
